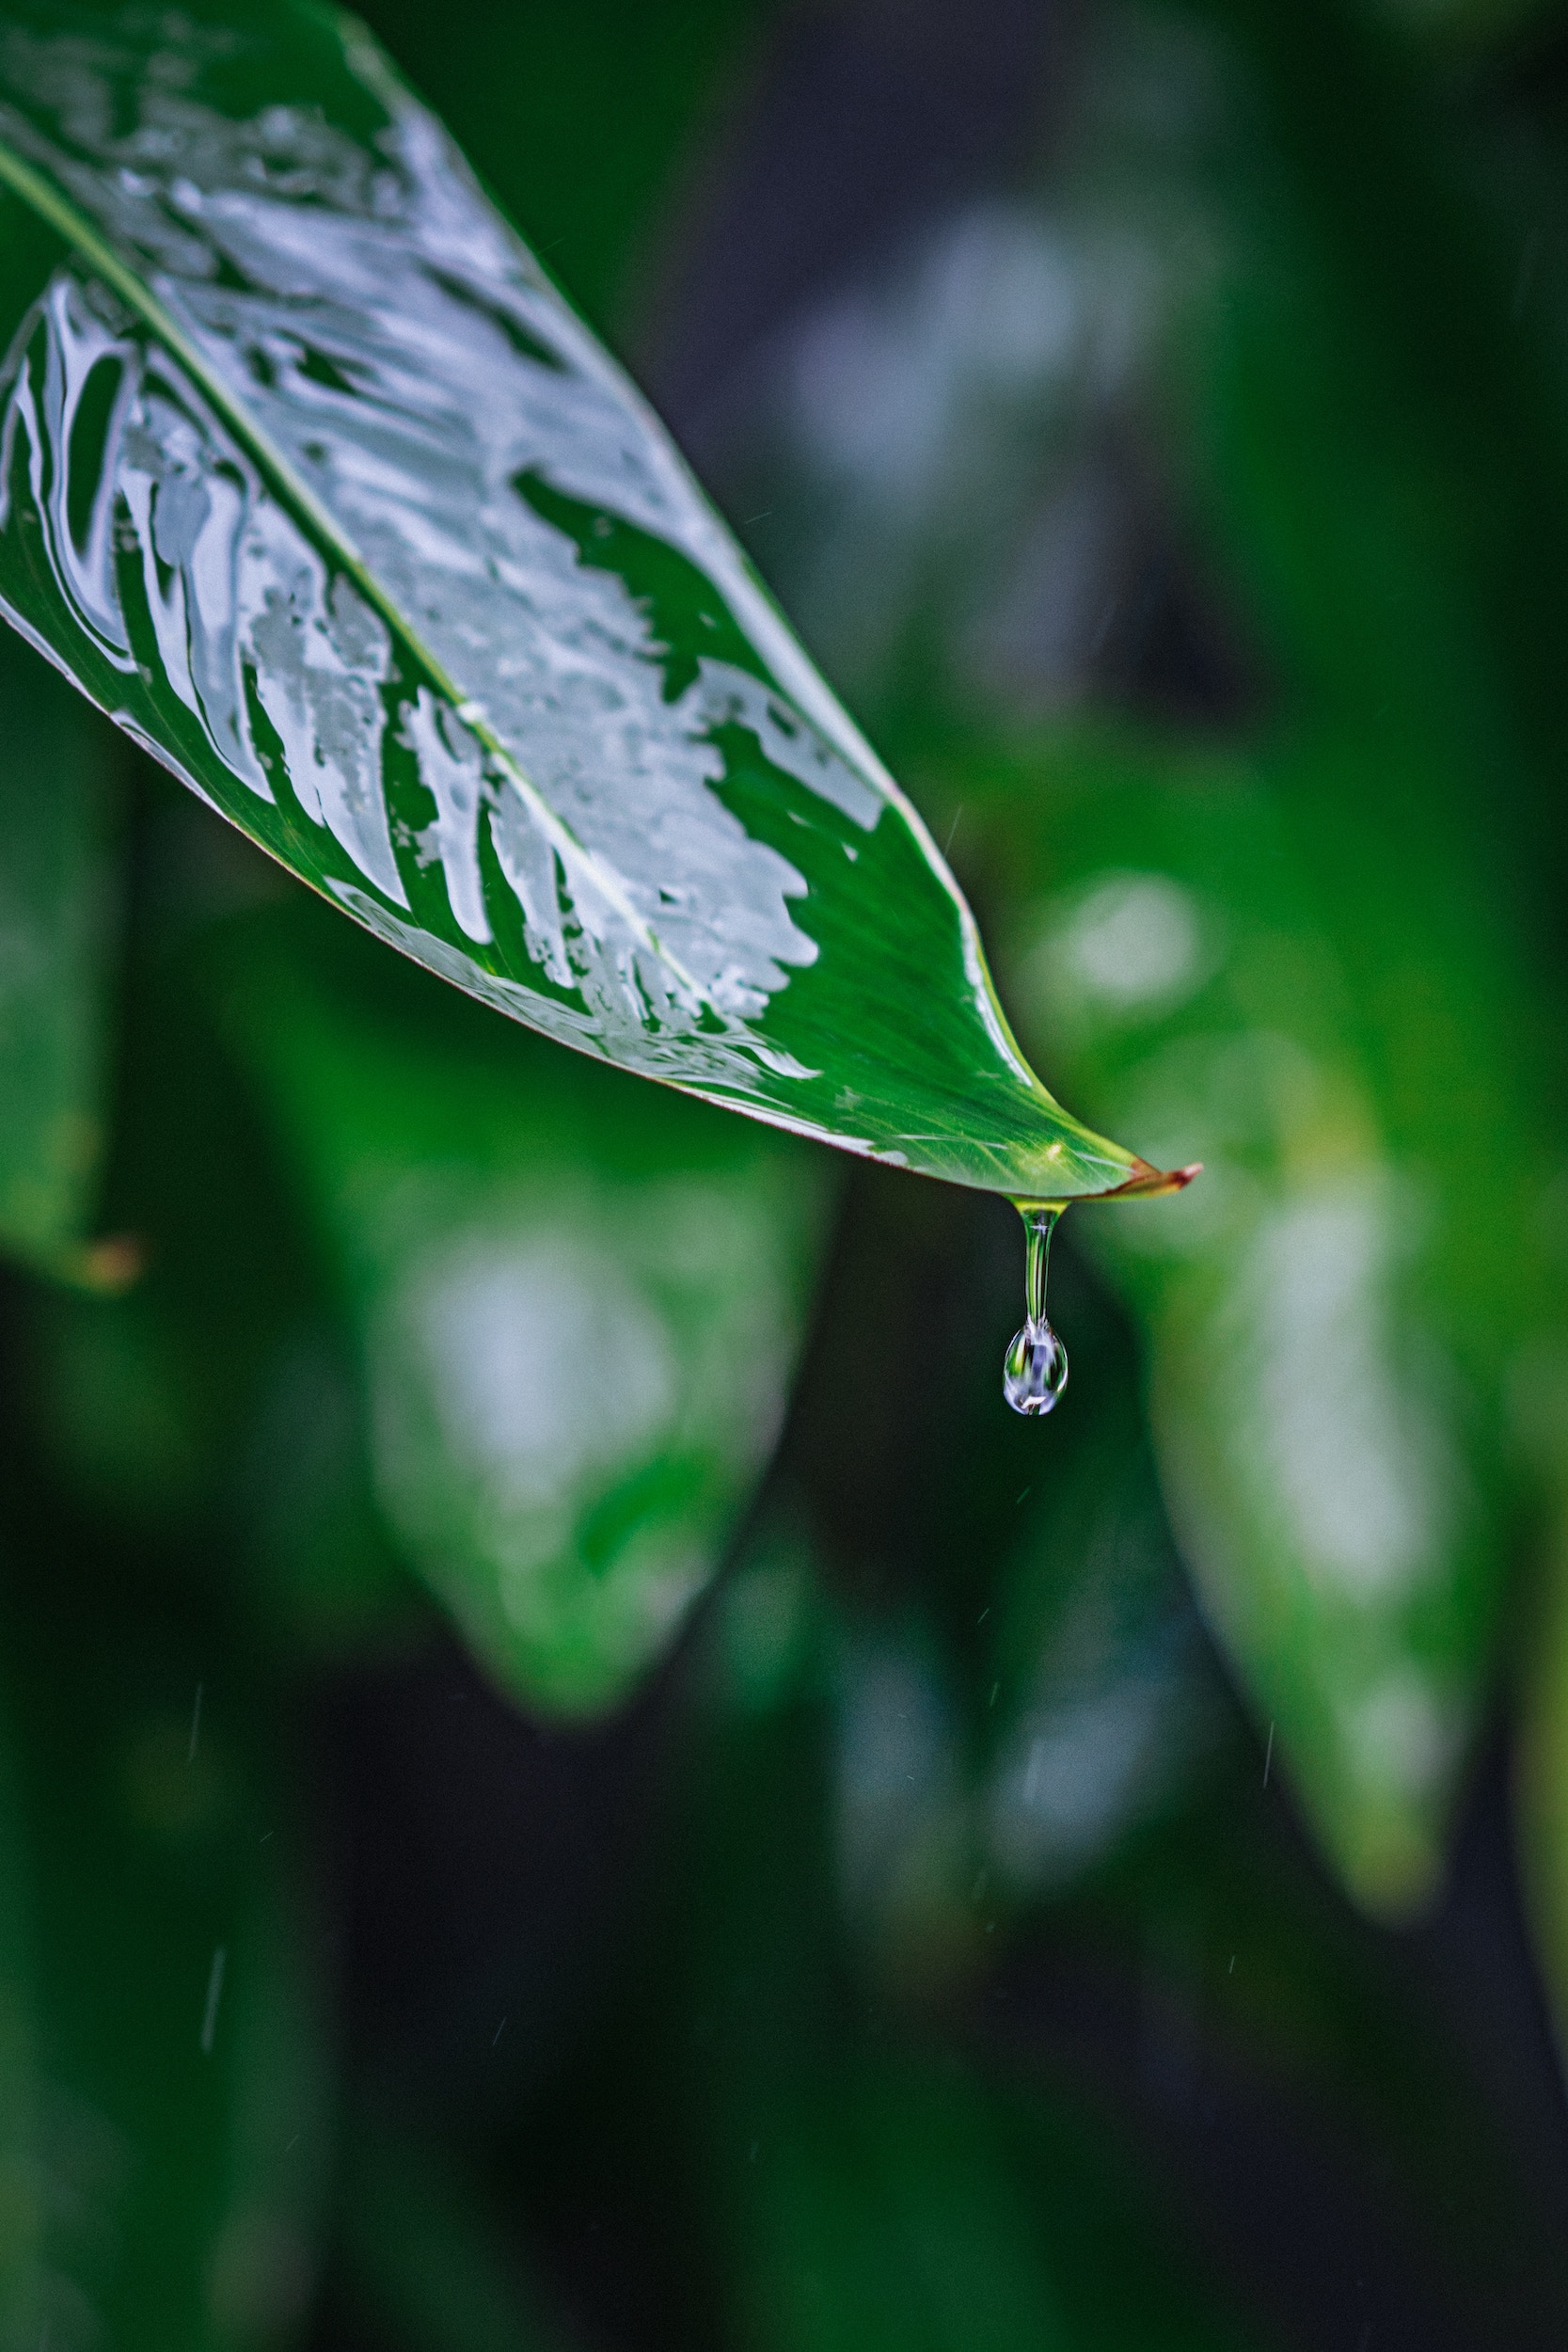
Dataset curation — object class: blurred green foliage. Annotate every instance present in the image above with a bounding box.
[5,0,1568,2346]
[215,904,829,1713]
[348,0,775,334]
[716,0,1568,1911]
[0,630,116,1281]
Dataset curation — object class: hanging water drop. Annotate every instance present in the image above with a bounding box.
[1004,1205,1068,1416]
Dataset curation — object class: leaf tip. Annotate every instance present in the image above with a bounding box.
[1101,1158,1203,1202]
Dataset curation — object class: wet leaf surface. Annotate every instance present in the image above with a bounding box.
[0,1,1174,1205]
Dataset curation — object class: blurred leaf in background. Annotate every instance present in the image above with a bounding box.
[214,903,831,1713]
[349,0,777,338]
[0,629,119,1281]
[986,0,1568,1920]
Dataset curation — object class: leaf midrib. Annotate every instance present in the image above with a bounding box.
[0,125,713,1003]
[0,102,1177,1202]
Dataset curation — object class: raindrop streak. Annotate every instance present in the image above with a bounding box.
[1004,1205,1068,1416]
[200,1944,227,2057]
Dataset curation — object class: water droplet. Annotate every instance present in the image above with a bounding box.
[1004,1317,1068,1415]
[1004,1205,1068,1416]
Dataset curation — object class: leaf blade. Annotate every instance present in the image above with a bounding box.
[0,1,1174,1202]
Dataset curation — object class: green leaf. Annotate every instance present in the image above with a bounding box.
[213,903,831,1715]
[0,625,117,1278]
[24,861,424,1652]
[983,735,1533,1914]
[0,2,1177,1208]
